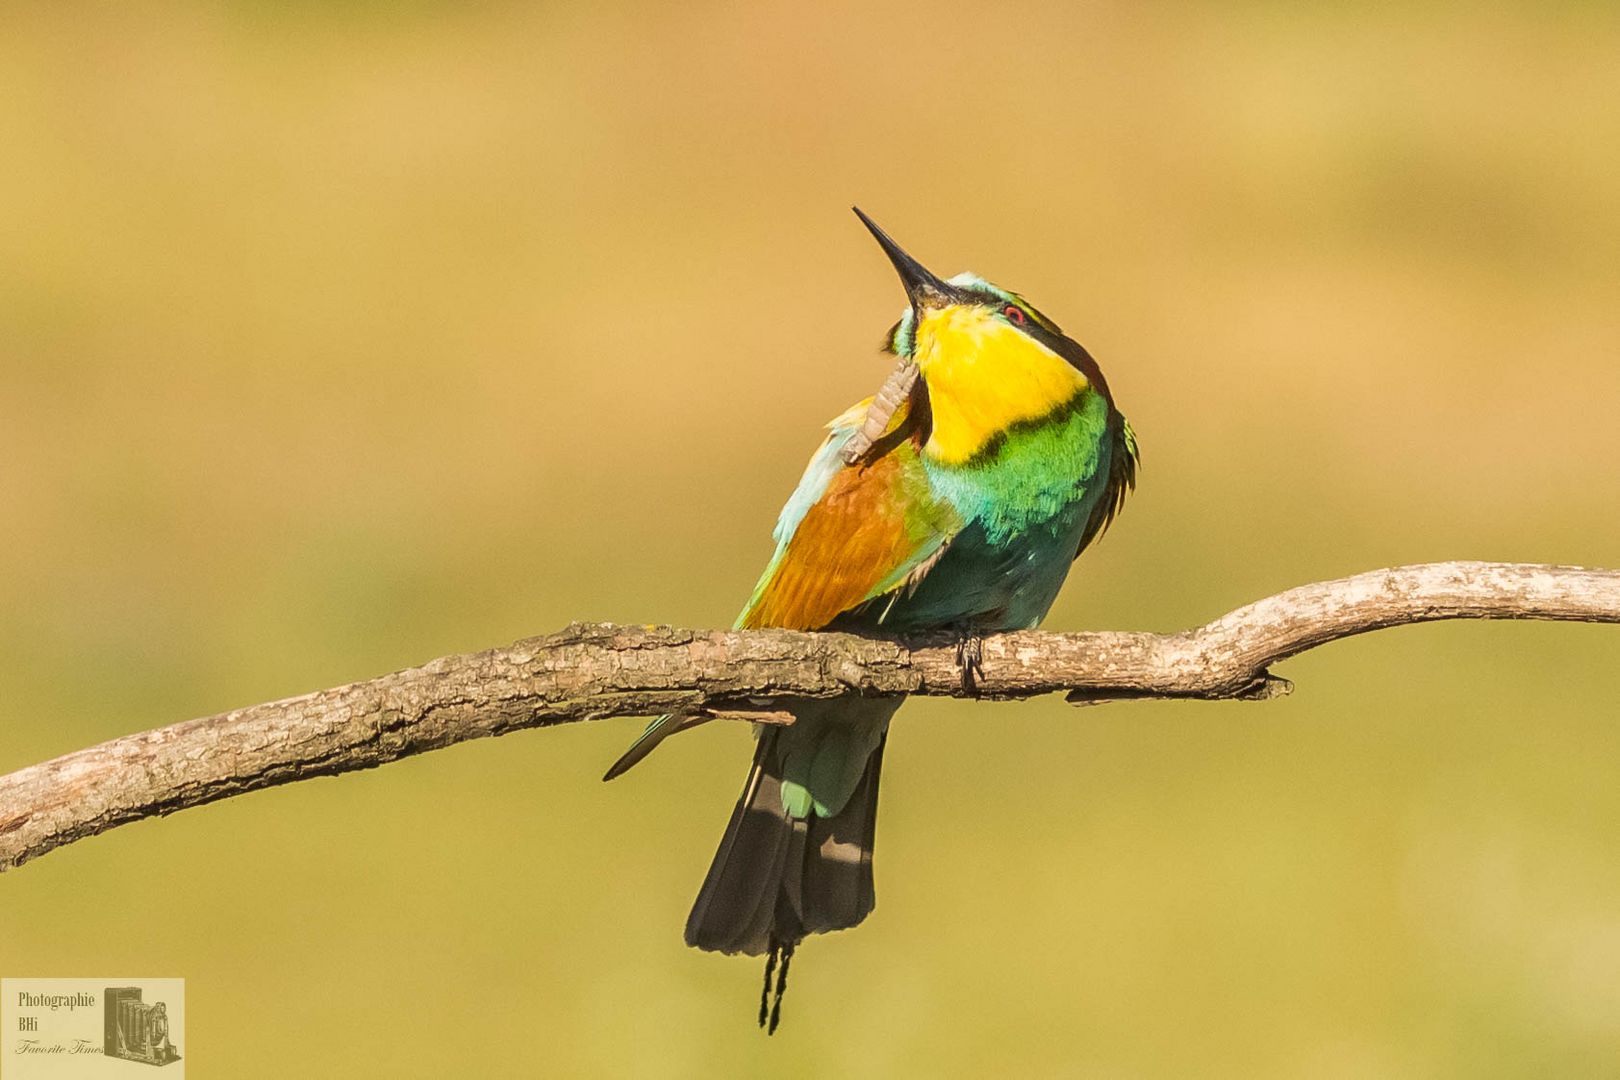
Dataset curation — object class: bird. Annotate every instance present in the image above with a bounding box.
[603,208,1138,1032]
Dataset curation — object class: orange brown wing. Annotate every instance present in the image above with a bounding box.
[737,397,962,632]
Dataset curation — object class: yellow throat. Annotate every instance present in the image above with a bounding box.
[913,305,1089,465]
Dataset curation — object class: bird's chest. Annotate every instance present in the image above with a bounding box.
[893,392,1113,630]
[923,391,1111,544]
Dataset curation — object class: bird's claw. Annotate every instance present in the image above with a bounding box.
[954,631,985,694]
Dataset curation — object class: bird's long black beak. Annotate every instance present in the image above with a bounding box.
[852,207,956,312]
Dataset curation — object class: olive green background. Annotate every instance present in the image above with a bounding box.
[2,3,1618,1076]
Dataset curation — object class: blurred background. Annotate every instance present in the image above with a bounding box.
[2,2,1618,1076]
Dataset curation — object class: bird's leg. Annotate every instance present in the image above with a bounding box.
[954,628,985,695]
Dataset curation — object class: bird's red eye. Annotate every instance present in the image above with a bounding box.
[1003,304,1026,325]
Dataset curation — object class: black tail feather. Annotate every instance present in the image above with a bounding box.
[757,945,778,1028]
[800,743,884,934]
[767,940,794,1035]
[685,730,887,957]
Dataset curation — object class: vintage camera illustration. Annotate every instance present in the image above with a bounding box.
[104,987,181,1067]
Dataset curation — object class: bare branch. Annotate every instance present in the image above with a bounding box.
[2,561,1616,871]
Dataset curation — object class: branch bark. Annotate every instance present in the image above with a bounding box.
[2,561,1616,872]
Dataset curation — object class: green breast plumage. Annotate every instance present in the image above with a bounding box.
[923,390,1112,544]
[835,388,1119,633]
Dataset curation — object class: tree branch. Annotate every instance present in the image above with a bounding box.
[2,561,1616,872]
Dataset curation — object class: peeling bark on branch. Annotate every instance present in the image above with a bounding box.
[1,561,1616,872]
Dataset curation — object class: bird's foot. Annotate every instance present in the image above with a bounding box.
[954,630,985,695]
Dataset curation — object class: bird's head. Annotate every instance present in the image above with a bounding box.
[853,207,1113,464]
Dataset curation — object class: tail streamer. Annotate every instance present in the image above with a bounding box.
[767,941,795,1035]
[758,944,779,1028]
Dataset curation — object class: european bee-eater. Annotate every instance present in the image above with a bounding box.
[605,208,1138,1031]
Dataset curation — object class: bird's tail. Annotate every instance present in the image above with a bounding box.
[685,712,890,1031]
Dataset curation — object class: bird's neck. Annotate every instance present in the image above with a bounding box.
[913,306,1090,465]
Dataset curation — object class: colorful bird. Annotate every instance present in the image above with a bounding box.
[605,209,1138,1031]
